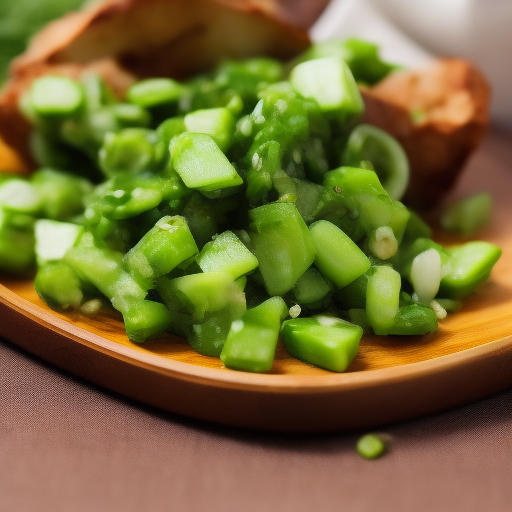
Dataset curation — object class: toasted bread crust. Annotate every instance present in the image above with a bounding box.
[362,58,490,208]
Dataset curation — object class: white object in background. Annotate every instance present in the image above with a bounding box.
[369,0,512,128]
[310,0,433,68]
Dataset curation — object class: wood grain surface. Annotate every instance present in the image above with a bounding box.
[1,132,511,431]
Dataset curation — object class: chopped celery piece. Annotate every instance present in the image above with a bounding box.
[290,57,364,122]
[35,262,83,310]
[309,220,370,288]
[34,220,81,266]
[171,133,243,195]
[292,267,333,306]
[220,296,288,372]
[127,78,185,108]
[124,216,198,289]
[158,272,246,356]
[281,316,362,372]
[184,108,235,152]
[197,230,258,279]
[387,304,438,335]
[123,300,171,343]
[0,209,35,274]
[440,242,502,299]
[29,76,84,117]
[249,202,316,296]
[366,266,401,335]
[440,193,492,236]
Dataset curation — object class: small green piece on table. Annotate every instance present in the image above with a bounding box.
[356,434,387,459]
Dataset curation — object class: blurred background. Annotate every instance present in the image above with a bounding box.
[0,0,511,128]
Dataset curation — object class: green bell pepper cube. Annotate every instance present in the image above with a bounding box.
[124,216,198,290]
[366,265,401,335]
[289,57,364,123]
[196,230,258,279]
[249,202,316,296]
[184,108,235,153]
[309,220,371,288]
[123,300,171,343]
[220,296,288,373]
[439,241,502,299]
[171,133,243,196]
[281,316,362,372]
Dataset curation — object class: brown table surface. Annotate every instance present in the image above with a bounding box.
[1,130,512,512]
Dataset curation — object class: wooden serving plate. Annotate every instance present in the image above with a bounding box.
[1,133,511,432]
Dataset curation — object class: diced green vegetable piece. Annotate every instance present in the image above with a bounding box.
[35,262,83,310]
[197,230,258,279]
[220,296,288,372]
[344,124,409,200]
[440,192,492,236]
[309,220,370,288]
[184,108,235,152]
[34,219,81,266]
[171,133,243,196]
[99,128,162,177]
[356,434,387,460]
[292,267,333,306]
[387,304,438,335]
[366,265,401,335]
[281,316,362,372]
[124,216,198,289]
[127,78,185,108]
[31,169,92,220]
[108,103,151,128]
[157,272,246,356]
[249,202,316,296]
[324,167,410,242]
[156,117,186,149]
[290,57,364,122]
[0,209,35,273]
[29,76,84,117]
[123,300,171,343]
[295,38,396,86]
[65,243,146,314]
[0,179,41,214]
[439,242,502,299]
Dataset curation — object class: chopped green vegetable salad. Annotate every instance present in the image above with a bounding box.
[0,39,501,373]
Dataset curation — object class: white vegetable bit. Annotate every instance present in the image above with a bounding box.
[430,300,447,320]
[289,305,301,318]
[370,226,398,260]
[411,248,441,303]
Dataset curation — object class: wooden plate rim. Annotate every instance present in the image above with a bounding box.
[2,281,511,394]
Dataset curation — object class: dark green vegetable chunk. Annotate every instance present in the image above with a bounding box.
[440,192,492,236]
